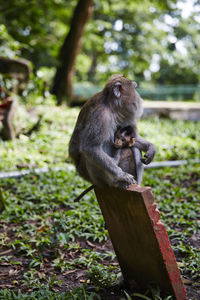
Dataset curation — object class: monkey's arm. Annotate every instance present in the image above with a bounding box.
[134,137,156,165]
[82,145,127,174]
[81,110,130,173]
[81,145,136,187]
[112,149,122,164]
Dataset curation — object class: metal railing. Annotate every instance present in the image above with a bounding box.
[74,83,200,101]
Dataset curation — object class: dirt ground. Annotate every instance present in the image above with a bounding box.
[0,231,199,299]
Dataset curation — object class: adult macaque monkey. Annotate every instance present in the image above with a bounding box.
[69,74,155,189]
[73,125,155,202]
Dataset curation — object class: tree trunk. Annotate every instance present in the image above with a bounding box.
[51,0,93,105]
[0,188,5,212]
[88,52,98,81]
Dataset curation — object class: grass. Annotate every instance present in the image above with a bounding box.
[0,100,199,299]
[0,101,199,172]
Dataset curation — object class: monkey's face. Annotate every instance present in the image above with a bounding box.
[104,75,143,118]
[114,137,124,148]
[114,131,136,149]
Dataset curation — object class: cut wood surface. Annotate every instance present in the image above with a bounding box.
[94,184,188,300]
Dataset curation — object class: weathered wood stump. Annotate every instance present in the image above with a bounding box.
[0,57,31,140]
[0,97,17,140]
[94,184,188,300]
[0,57,32,84]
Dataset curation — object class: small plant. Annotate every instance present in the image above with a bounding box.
[86,265,119,288]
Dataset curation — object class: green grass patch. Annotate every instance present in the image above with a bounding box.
[0,102,199,299]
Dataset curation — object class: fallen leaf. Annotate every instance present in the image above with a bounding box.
[69,251,75,258]
[182,278,193,285]
[80,279,90,283]
[0,262,11,266]
[37,272,45,278]
[9,269,19,276]
[0,284,13,288]
[76,271,85,279]
[62,270,76,276]
[86,240,95,248]
[0,249,12,256]
[37,226,50,233]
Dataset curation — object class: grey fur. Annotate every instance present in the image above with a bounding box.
[69,75,155,188]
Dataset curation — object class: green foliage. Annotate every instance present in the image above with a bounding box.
[76,0,200,86]
[0,0,75,68]
[138,118,200,161]
[0,104,199,298]
[156,11,200,84]
[0,103,77,171]
[1,103,199,171]
[0,0,199,88]
[0,188,5,212]
[0,24,24,58]
[0,285,101,300]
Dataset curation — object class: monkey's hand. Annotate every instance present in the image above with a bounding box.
[141,146,156,165]
[134,138,156,165]
[113,172,136,189]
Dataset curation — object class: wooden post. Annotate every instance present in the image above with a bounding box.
[94,184,188,300]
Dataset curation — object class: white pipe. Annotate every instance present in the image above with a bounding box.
[0,160,192,179]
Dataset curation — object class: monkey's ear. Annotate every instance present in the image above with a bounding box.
[129,138,136,147]
[113,82,122,98]
[132,81,137,88]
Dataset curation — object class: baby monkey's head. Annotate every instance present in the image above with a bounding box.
[114,125,136,149]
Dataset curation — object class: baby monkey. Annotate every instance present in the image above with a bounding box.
[73,127,135,203]
[74,125,154,202]
[113,125,154,180]
[113,125,140,180]
[114,125,136,149]
[113,125,136,177]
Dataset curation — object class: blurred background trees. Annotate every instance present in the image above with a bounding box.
[0,0,200,104]
[51,0,93,104]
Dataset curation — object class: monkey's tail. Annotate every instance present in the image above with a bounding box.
[74,185,94,202]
